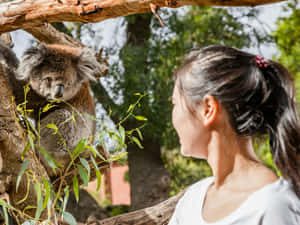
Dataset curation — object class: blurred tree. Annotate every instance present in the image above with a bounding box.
[92,6,269,205]
[273,0,300,95]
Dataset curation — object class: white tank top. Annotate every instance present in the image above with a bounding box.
[168,176,300,225]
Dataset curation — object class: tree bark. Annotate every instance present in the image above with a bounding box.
[93,190,184,225]
[0,0,285,33]
[0,57,49,222]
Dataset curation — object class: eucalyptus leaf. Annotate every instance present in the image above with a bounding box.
[78,165,88,186]
[62,211,77,225]
[16,159,29,192]
[73,176,79,202]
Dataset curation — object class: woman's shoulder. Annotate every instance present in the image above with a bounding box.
[256,177,300,211]
[253,178,300,224]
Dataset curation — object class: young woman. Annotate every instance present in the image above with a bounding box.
[168,45,300,225]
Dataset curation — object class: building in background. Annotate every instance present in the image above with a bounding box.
[86,162,131,206]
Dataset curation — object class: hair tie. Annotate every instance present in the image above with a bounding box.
[255,55,268,68]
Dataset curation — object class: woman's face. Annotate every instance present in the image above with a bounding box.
[171,82,209,158]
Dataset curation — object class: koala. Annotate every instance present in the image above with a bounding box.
[16,43,102,178]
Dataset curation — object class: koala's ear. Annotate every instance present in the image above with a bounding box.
[77,47,101,82]
[17,44,47,80]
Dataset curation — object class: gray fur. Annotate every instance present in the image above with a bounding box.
[16,43,98,178]
[77,47,101,82]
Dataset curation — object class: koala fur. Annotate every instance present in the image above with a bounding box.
[17,43,102,178]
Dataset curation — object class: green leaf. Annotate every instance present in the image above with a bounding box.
[22,142,30,160]
[39,147,63,169]
[85,145,105,161]
[79,158,90,180]
[46,123,58,135]
[2,206,8,225]
[132,136,143,149]
[119,125,126,143]
[110,151,128,162]
[134,115,147,121]
[136,128,143,140]
[73,176,79,202]
[62,187,69,213]
[28,134,35,152]
[71,139,86,158]
[77,165,88,186]
[34,182,43,221]
[62,211,77,225]
[127,104,134,113]
[0,199,15,210]
[42,179,51,210]
[91,156,102,191]
[95,170,102,191]
[42,103,57,113]
[16,159,29,192]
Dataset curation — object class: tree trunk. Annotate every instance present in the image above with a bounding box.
[0,0,285,33]
[128,139,171,211]
[0,56,49,222]
[122,13,171,211]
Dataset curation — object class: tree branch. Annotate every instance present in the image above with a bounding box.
[0,0,285,33]
[93,190,185,225]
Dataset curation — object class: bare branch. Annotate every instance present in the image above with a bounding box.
[0,0,285,33]
[90,190,185,225]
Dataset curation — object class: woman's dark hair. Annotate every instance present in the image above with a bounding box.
[174,45,300,198]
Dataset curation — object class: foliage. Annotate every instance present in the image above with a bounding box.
[273,1,300,99]
[0,86,145,224]
[162,148,212,196]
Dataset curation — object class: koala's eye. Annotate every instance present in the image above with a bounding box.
[43,77,52,83]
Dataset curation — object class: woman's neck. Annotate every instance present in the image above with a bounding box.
[206,130,262,189]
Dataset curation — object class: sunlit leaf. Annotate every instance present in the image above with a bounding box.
[42,179,51,210]
[16,159,29,192]
[136,128,143,140]
[46,123,58,135]
[71,139,86,158]
[132,136,143,149]
[134,115,147,121]
[62,187,69,213]
[42,103,57,113]
[119,125,126,143]
[73,176,79,202]
[28,134,35,152]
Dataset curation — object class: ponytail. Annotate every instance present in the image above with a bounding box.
[264,62,300,198]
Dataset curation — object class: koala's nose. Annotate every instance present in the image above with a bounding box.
[54,84,64,98]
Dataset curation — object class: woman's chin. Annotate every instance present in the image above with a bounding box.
[180,146,191,157]
[180,146,205,159]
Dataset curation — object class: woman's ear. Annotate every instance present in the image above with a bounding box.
[199,94,218,126]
